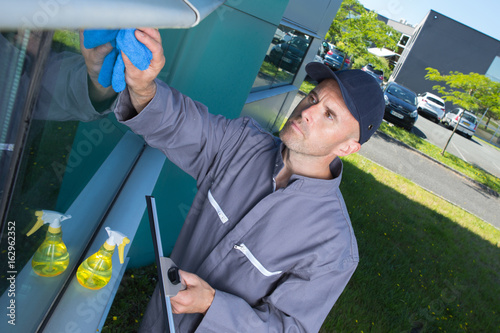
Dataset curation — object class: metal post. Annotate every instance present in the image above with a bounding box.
[488,124,500,143]
[478,108,488,127]
[442,111,466,156]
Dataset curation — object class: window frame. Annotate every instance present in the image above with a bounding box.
[0,29,149,332]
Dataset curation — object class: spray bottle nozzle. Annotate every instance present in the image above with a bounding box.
[26,210,72,236]
[104,227,130,264]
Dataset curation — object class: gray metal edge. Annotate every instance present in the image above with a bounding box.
[0,0,225,29]
[246,84,298,104]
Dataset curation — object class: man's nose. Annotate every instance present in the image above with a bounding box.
[300,104,319,123]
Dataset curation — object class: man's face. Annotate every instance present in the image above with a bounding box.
[279,79,360,158]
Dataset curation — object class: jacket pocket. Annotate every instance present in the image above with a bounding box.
[207,189,228,223]
[234,243,282,277]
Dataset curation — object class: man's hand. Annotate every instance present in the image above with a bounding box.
[80,30,117,108]
[122,28,165,113]
[170,270,215,315]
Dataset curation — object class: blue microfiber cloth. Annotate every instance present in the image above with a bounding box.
[83,29,153,92]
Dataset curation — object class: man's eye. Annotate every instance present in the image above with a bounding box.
[326,111,334,120]
[309,95,317,104]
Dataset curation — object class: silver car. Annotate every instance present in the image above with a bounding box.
[442,108,478,139]
[417,92,446,123]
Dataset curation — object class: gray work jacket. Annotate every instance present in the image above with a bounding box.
[115,80,359,332]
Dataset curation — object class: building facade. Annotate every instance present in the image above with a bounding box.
[0,0,342,331]
[391,9,500,97]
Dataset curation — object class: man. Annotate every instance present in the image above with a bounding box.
[113,28,384,332]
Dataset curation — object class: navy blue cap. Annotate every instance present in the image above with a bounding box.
[305,62,385,144]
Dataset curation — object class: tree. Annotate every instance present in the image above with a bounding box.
[425,67,500,154]
[326,0,401,78]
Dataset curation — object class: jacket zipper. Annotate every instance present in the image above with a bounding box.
[207,190,228,223]
[234,244,282,277]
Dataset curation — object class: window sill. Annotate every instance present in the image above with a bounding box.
[42,145,166,332]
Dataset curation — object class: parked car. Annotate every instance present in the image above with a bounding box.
[441,108,478,139]
[312,42,328,64]
[417,92,446,123]
[323,47,350,71]
[268,36,309,73]
[383,82,419,131]
[361,64,384,87]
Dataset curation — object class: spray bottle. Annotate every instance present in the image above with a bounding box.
[76,227,130,290]
[26,210,72,277]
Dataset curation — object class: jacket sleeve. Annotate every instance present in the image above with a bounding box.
[114,79,235,183]
[198,259,358,333]
[34,51,114,122]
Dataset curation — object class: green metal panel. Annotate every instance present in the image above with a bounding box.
[126,160,196,268]
[56,114,130,211]
[224,0,289,25]
[127,1,291,268]
[241,92,288,131]
[160,8,281,118]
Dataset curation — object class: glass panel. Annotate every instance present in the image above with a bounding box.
[0,30,31,204]
[0,29,134,331]
[427,96,444,106]
[387,85,417,106]
[463,113,478,124]
[252,25,312,91]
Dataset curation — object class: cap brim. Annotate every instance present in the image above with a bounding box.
[306,62,340,84]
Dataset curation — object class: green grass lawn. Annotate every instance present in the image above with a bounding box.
[321,153,499,332]
[477,123,499,136]
[102,153,500,332]
[300,79,317,94]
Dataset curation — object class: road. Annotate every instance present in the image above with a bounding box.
[359,131,500,229]
[412,116,500,179]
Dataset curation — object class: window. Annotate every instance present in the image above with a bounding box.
[0,29,142,332]
[427,96,444,107]
[252,25,312,91]
[485,56,500,82]
[463,113,478,124]
[399,35,409,47]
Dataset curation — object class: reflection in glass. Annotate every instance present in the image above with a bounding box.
[0,29,127,332]
[0,30,31,204]
[252,25,311,91]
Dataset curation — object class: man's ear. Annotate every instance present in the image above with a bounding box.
[336,139,361,157]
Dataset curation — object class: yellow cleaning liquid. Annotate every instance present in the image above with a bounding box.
[76,244,114,290]
[32,229,69,277]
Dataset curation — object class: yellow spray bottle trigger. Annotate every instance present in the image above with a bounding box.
[104,227,130,264]
[27,210,72,277]
[26,210,72,236]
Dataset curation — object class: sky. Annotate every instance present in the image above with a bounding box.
[359,0,500,41]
